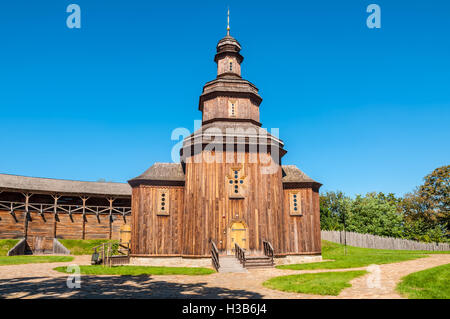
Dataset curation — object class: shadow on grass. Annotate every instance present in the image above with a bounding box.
[0,275,262,299]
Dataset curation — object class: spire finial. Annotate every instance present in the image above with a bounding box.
[227,7,230,35]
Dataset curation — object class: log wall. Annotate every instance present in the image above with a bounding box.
[282,187,321,255]
[131,186,184,255]
[0,209,128,240]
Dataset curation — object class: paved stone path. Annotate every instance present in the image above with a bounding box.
[0,254,448,299]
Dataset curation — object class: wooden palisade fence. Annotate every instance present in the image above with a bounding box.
[321,230,450,251]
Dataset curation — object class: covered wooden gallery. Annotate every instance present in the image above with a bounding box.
[128,31,322,267]
[0,173,131,246]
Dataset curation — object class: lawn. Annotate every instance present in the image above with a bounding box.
[54,265,215,276]
[58,239,116,255]
[396,263,450,299]
[0,239,19,256]
[277,241,447,270]
[0,255,74,266]
[263,270,367,296]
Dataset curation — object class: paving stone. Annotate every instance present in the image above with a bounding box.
[0,254,448,299]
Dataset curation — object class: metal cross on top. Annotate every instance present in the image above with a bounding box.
[227,7,230,35]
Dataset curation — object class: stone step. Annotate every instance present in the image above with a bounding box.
[246,256,272,261]
[245,264,274,269]
[218,256,248,273]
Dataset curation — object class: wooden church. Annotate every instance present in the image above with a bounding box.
[128,24,322,267]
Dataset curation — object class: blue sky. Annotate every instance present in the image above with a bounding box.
[0,1,449,197]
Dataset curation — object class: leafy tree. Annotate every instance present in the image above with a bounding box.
[320,191,351,231]
[320,166,449,243]
[401,165,449,240]
[346,193,404,238]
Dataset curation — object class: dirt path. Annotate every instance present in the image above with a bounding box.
[0,254,448,298]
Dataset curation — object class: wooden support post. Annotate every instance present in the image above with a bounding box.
[22,193,32,239]
[81,196,89,240]
[9,202,18,223]
[122,208,127,224]
[68,206,73,223]
[107,198,115,240]
[52,194,60,238]
[39,205,46,222]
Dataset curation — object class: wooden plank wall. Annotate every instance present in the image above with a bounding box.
[182,150,285,256]
[27,212,54,238]
[129,154,322,258]
[57,213,84,239]
[0,209,127,240]
[0,211,25,238]
[282,188,321,255]
[131,186,184,255]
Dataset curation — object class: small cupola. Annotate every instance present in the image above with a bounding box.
[214,10,243,78]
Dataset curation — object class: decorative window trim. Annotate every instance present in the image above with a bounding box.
[226,166,247,199]
[228,99,237,117]
[157,189,169,216]
[289,191,302,216]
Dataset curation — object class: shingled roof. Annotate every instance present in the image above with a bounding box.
[0,164,319,195]
[129,162,319,187]
[281,165,316,183]
[128,163,185,187]
[0,173,131,197]
[281,165,321,189]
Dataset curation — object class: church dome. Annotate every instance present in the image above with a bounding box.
[217,34,241,52]
[214,34,243,63]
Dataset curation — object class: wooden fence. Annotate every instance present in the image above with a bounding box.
[7,238,28,256]
[321,230,450,251]
[7,237,70,255]
[53,238,70,255]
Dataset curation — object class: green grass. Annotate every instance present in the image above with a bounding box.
[0,255,74,265]
[0,239,19,256]
[53,265,215,276]
[263,270,367,296]
[277,241,448,271]
[396,263,450,299]
[58,239,117,255]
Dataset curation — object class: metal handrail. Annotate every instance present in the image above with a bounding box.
[262,240,274,263]
[210,240,220,271]
[235,243,246,268]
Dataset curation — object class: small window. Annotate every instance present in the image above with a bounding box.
[228,100,237,117]
[289,191,302,216]
[229,62,233,71]
[157,189,169,215]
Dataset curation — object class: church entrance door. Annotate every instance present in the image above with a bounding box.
[229,221,248,252]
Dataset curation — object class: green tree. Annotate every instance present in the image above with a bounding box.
[320,191,351,231]
[346,192,405,237]
[401,165,449,241]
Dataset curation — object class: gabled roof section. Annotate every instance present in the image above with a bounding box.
[128,163,185,187]
[281,165,322,190]
[0,173,131,197]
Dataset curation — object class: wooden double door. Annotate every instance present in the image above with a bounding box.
[228,221,248,253]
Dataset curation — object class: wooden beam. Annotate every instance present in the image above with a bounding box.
[52,194,60,238]
[81,196,89,240]
[22,193,32,239]
[9,202,18,223]
[107,198,115,240]
[39,204,46,222]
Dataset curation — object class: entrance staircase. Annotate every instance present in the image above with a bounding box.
[244,255,274,269]
[218,256,248,273]
[210,240,275,273]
